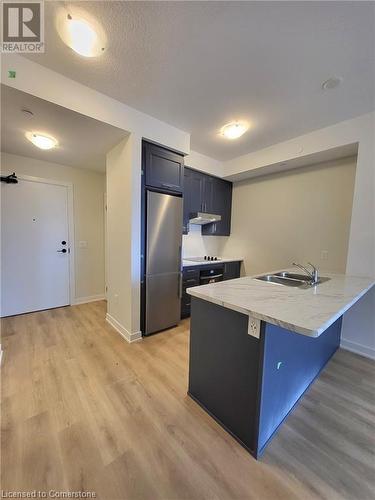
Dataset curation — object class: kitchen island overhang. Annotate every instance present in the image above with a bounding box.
[186,271,374,458]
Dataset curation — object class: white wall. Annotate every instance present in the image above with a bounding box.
[185,150,223,177]
[106,135,142,342]
[223,112,375,359]
[1,152,106,303]
[1,55,191,342]
[222,157,356,275]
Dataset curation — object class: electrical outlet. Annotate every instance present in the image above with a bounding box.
[248,316,260,339]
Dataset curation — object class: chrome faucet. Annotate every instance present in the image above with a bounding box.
[292,262,319,285]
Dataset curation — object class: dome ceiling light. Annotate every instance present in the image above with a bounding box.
[26,132,58,150]
[220,121,249,140]
[57,12,106,57]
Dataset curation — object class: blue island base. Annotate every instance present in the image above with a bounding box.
[188,297,342,458]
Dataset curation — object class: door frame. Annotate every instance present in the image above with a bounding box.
[1,174,76,306]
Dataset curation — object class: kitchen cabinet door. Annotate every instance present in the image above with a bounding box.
[183,170,191,234]
[143,142,184,193]
[202,175,214,213]
[223,261,241,280]
[183,167,205,233]
[190,170,205,212]
[202,177,232,236]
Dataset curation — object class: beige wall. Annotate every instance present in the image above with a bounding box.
[106,135,142,341]
[1,152,106,302]
[222,156,356,276]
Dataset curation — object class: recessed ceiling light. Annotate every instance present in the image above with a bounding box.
[57,13,106,57]
[322,77,342,90]
[221,121,249,140]
[26,132,58,150]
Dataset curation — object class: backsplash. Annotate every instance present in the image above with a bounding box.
[182,224,228,258]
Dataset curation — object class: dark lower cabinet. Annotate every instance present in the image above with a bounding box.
[188,297,342,458]
[189,299,261,450]
[223,261,241,280]
[143,141,184,193]
[181,262,241,318]
[181,268,200,318]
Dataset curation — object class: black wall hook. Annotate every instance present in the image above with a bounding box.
[1,172,18,184]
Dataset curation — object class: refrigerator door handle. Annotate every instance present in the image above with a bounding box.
[178,272,183,299]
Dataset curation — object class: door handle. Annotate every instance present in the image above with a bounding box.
[57,249,67,253]
[178,272,183,299]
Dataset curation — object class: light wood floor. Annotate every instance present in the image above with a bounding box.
[1,301,374,500]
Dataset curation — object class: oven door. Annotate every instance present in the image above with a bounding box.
[200,268,224,285]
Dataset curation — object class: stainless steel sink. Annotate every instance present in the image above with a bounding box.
[255,272,330,288]
[274,271,313,280]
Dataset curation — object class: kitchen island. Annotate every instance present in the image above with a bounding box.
[186,270,374,458]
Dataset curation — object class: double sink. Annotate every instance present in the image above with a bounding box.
[255,271,330,288]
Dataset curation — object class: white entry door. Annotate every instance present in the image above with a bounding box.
[1,178,71,317]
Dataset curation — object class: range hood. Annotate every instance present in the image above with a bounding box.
[189,212,222,225]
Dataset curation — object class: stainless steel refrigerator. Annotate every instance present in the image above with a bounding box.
[144,190,183,335]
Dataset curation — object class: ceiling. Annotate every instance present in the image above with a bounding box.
[1,85,127,172]
[25,1,375,161]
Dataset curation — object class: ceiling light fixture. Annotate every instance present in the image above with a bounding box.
[322,77,342,90]
[221,121,249,140]
[26,132,58,150]
[57,13,106,57]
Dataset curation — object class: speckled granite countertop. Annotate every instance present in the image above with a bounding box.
[187,269,375,337]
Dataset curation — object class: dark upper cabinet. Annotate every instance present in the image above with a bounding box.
[143,141,184,193]
[183,168,204,233]
[201,174,214,213]
[190,170,205,212]
[183,166,233,236]
[202,176,232,236]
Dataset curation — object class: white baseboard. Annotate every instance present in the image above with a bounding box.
[340,339,375,360]
[73,294,106,305]
[106,313,142,344]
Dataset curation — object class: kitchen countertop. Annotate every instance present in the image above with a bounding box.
[187,268,375,337]
[183,258,243,268]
